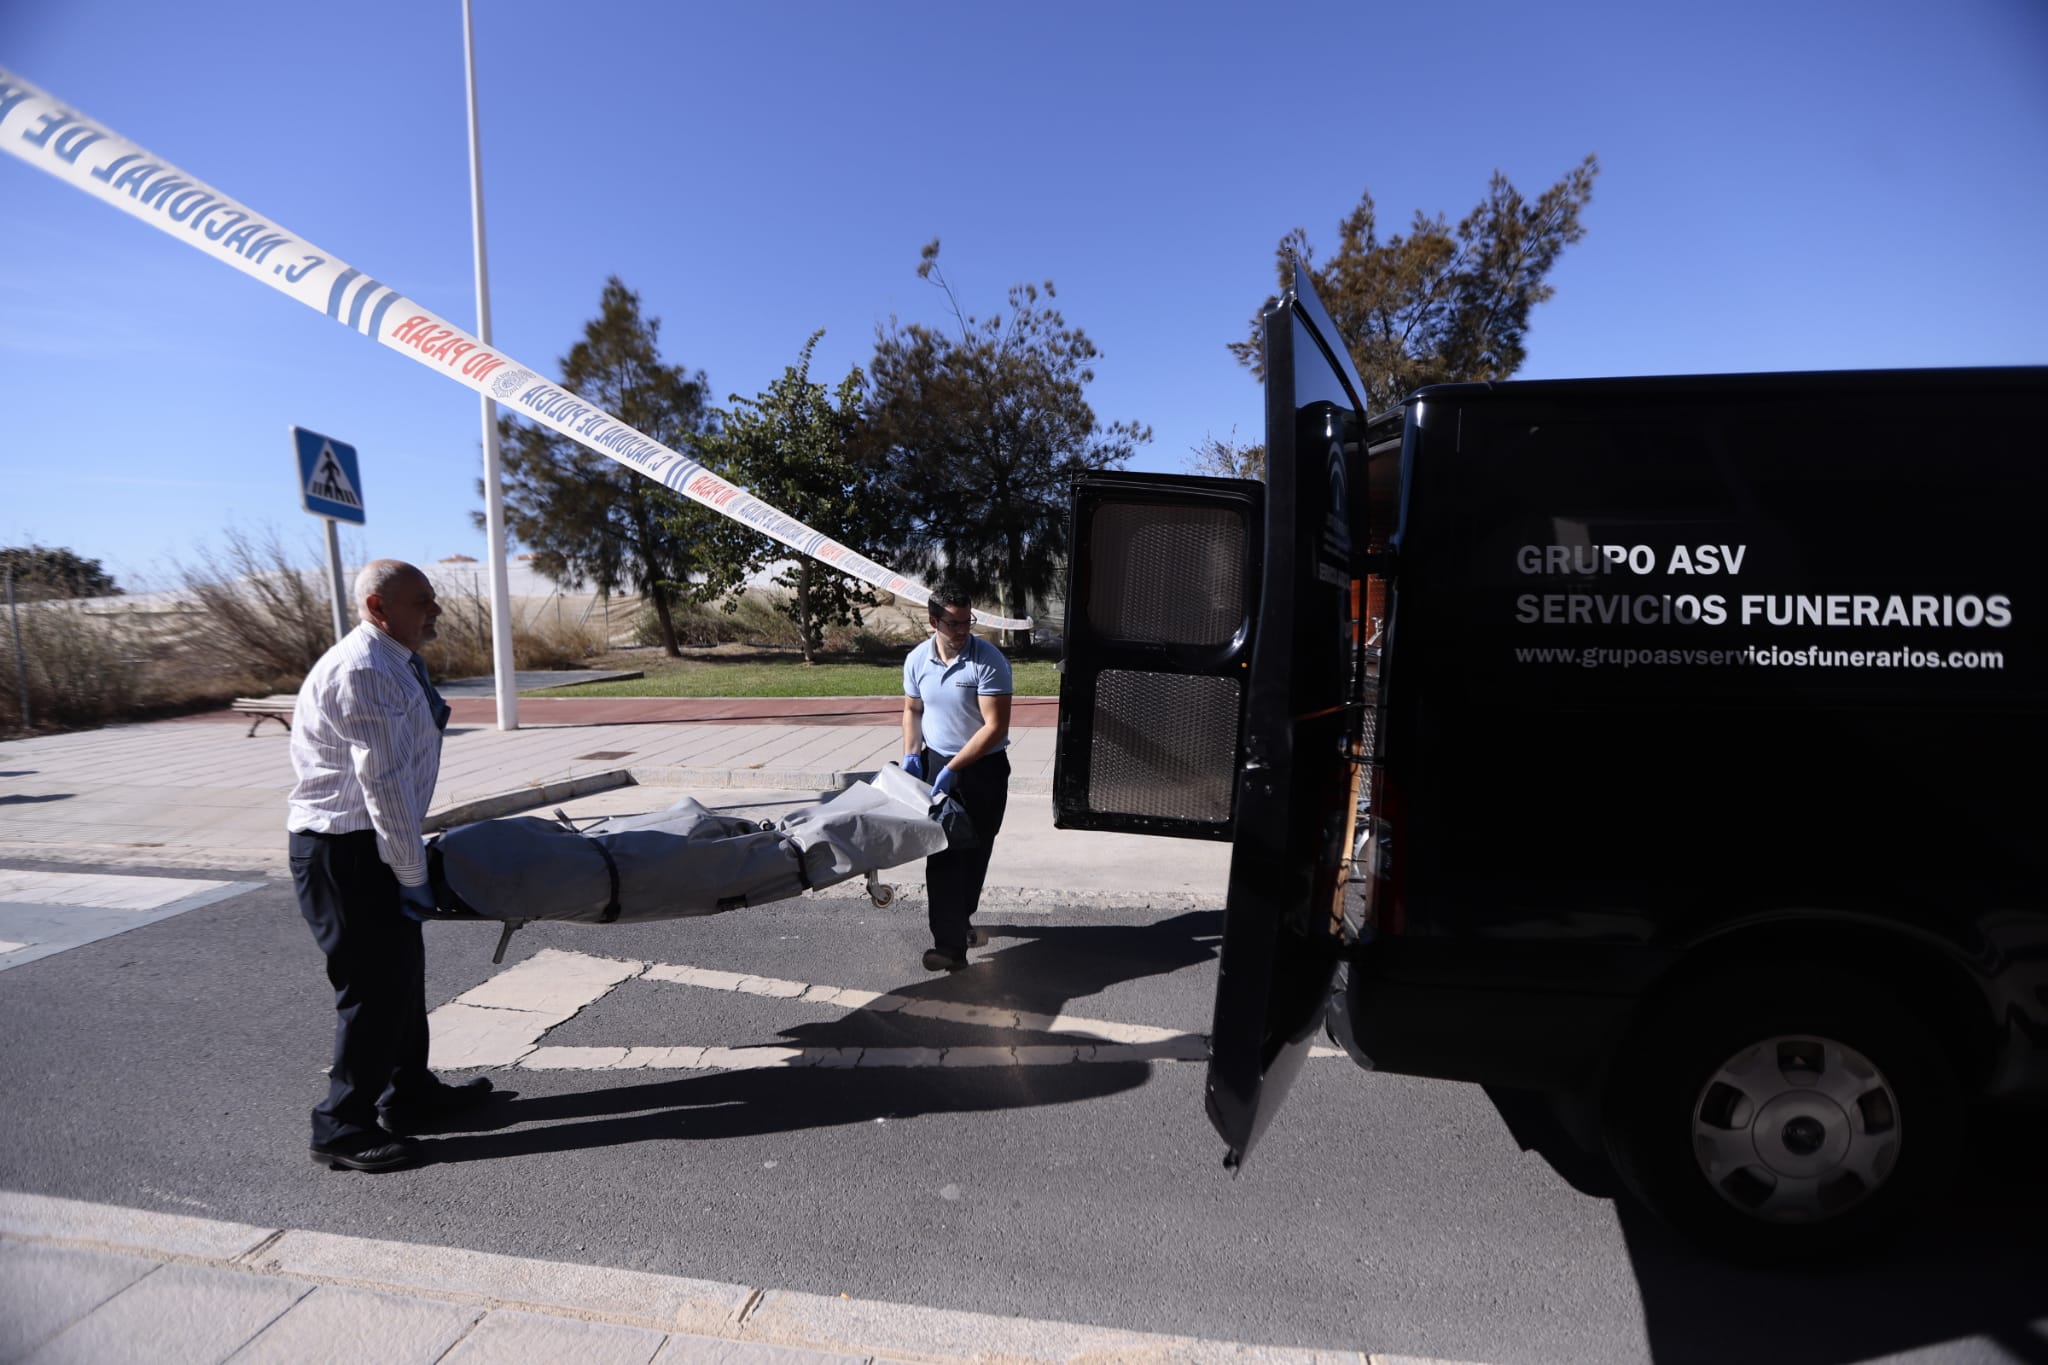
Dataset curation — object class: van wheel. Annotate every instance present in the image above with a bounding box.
[1606,966,1960,1261]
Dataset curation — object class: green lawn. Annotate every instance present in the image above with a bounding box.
[529,657,1061,699]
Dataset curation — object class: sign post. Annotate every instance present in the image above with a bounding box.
[292,426,366,646]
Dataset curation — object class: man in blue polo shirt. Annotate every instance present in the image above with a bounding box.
[901,581,1012,971]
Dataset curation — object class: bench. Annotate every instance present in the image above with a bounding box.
[230,695,297,736]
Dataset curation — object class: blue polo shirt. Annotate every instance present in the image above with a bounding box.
[904,635,1012,756]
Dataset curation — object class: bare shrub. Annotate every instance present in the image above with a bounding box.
[0,596,144,731]
[174,527,335,680]
[422,578,607,678]
[635,590,803,650]
[821,618,919,660]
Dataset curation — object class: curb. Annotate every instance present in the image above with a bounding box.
[0,1191,1442,1364]
[422,768,636,832]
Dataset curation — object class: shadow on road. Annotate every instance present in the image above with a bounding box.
[422,1061,1151,1162]
[427,911,1223,1165]
[1493,1087,2048,1363]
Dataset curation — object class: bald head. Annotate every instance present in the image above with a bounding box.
[354,559,424,612]
[355,559,440,650]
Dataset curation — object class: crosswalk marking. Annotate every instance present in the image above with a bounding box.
[0,870,240,911]
[427,947,1341,1073]
[0,870,259,971]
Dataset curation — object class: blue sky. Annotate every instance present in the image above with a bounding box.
[3,0,2044,590]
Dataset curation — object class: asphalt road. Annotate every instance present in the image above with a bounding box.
[0,858,2041,1364]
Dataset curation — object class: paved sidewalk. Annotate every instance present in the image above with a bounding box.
[1,1191,1390,1364]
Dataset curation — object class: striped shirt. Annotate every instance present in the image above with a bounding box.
[285,621,444,887]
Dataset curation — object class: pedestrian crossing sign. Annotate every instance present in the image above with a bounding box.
[293,426,366,525]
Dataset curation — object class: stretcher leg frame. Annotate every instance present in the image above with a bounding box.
[491,919,526,965]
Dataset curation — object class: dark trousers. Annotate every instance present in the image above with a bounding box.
[920,748,1010,954]
[288,829,432,1146]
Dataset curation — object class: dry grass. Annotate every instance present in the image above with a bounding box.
[630,589,926,659]
[421,582,611,677]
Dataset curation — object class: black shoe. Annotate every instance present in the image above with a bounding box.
[380,1076,496,1135]
[967,927,990,948]
[311,1133,419,1172]
[922,947,968,972]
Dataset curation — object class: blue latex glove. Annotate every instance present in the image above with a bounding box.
[398,882,439,921]
[931,765,959,799]
[901,752,925,781]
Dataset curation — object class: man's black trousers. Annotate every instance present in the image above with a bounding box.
[288,828,431,1147]
[918,747,1010,955]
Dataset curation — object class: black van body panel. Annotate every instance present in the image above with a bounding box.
[1333,366,2048,1100]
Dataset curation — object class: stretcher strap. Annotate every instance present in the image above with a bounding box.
[591,839,624,924]
[786,835,815,893]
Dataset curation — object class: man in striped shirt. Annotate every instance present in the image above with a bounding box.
[287,559,491,1172]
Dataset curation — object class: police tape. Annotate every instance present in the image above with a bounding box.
[0,67,1033,631]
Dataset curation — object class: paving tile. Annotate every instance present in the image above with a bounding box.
[22,1263,310,1365]
[440,1309,667,1364]
[0,1242,157,1361]
[261,1230,751,1336]
[230,1283,482,1364]
[654,1335,868,1364]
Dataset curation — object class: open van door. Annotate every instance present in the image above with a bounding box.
[1205,268,1372,1166]
[1052,471,1263,841]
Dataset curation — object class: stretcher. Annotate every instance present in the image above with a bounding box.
[423,765,951,962]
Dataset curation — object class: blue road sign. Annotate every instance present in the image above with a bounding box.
[293,427,366,525]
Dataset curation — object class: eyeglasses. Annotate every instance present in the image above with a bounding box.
[930,611,973,631]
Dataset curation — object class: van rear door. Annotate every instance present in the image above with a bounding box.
[1206,268,1372,1166]
[1052,471,1263,841]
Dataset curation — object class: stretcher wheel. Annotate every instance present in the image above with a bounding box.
[869,883,897,909]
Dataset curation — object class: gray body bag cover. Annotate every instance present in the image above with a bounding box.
[430,767,945,923]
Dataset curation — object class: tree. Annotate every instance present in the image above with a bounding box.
[0,545,121,600]
[1231,155,1599,412]
[1188,428,1266,481]
[864,241,1150,641]
[487,278,718,657]
[692,331,877,663]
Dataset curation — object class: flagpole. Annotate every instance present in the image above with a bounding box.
[463,0,518,730]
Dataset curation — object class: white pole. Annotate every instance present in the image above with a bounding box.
[323,518,348,645]
[464,0,518,730]
[6,568,30,732]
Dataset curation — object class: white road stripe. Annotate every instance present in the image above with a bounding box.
[0,870,240,910]
[428,949,643,1068]
[428,947,1340,1073]
[642,961,1187,1044]
[0,871,260,972]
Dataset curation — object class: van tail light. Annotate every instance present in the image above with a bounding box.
[1363,764,1404,936]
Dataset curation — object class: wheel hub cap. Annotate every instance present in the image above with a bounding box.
[1690,1034,1902,1223]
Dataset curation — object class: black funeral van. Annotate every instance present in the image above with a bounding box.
[1053,267,2048,1258]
